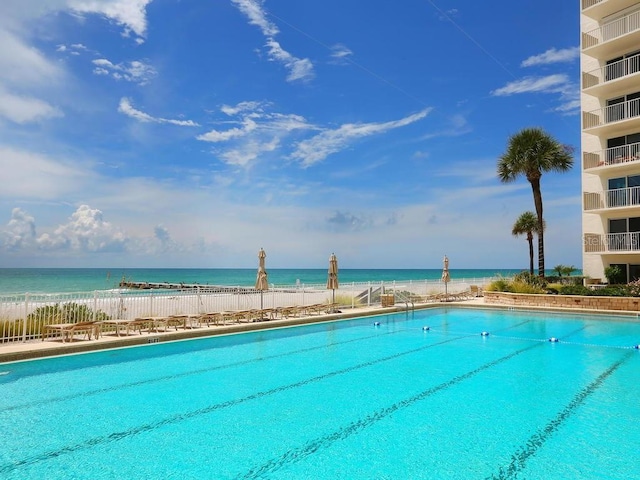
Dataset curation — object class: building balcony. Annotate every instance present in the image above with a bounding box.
[582,53,640,98]
[582,0,640,22]
[583,98,640,136]
[582,9,640,58]
[584,186,640,211]
[583,142,640,170]
[584,232,640,253]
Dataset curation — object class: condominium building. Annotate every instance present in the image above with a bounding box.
[581,0,640,283]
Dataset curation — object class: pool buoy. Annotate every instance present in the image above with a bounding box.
[549,337,559,343]
[481,331,490,337]
[374,322,381,326]
[422,326,430,331]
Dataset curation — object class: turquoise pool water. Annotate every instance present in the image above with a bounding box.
[1,307,639,479]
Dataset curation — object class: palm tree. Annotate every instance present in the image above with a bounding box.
[498,128,574,277]
[512,211,542,275]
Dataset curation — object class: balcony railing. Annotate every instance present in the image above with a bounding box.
[584,231,640,252]
[583,9,640,49]
[582,53,640,89]
[583,141,640,169]
[584,185,640,210]
[582,0,603,9]
[583,97,640,130]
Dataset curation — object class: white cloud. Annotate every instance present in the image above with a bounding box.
[92,58,157,85]
[231,0,314,82]
[220,137,280,167]
[0,87,62,124]
[265,38,314,82]
[197,118,258,142]
[69,0,154,41]
[0,28,64,88]
[221,101,265,116]
[329,44,353,64]
[0,208,37,250]
[118,97,200,126]
[197,101,316,166]
[491,73,580,115]
[37,205,127,252]
[521,47,579,67]
[291,108,431,167]
[231,0,279,36]
[491,74,569,96]
[0,146,90,199]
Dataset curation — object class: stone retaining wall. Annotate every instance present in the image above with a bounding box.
[483,291,640,312]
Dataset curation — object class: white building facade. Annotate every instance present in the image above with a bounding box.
[581,0,640,282]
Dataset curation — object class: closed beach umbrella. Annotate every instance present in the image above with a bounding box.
[442,255,451,298]
[327,253,339,304]
[255,248,268,309]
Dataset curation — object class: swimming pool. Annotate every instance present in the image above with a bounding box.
[1,307,639,479]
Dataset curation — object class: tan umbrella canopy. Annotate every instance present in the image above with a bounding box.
[255,248,268,309]
[442,255,451,298]
[327,253,339,304]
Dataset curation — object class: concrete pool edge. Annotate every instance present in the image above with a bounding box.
[1,300,638,363]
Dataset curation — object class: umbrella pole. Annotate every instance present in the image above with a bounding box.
[260,291,264,310]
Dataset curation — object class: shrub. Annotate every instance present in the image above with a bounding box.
[558,285,592,296]
[604,265,624,284]
[509,281,546,294]
[485,279,512,292]
[513,271,547,289]
[332,294,363,307]
[27,303,111,325]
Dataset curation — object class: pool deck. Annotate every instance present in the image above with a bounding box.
[0,302,444,363]
[2,297,635,364]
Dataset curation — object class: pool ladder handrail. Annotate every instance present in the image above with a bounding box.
[392,290,415,311]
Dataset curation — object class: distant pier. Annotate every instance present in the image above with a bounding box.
[118,280,253,293]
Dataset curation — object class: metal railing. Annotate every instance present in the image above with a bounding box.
[583,141,640,169]
[584,231,640,252]
[582,0,603,10]
[0,277,500,344]
[583,52,640,88]
[583,9,640,49]
[583,97,640,129]
[584,185,640,210]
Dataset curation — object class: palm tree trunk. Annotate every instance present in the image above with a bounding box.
[527,232,534,275]
[530,178,545,277]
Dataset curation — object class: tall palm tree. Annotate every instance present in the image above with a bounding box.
[512,211,542,275]
[498,128,574,277]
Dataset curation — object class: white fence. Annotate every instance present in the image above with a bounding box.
[0,277,497,344]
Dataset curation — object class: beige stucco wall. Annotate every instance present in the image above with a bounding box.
[484,290,640,312]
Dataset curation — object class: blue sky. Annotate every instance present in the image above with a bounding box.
[0,0,581,269]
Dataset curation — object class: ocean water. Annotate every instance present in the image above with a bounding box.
[0,268,528,295]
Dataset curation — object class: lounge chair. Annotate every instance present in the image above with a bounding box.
[470,285,483,297]
[278,306,301,318]
[42,321,100,342]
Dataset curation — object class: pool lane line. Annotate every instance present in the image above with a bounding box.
[1,313,509,414]
[237,342,543,480]
[0,325,419,413]
[487,350,634,480]
[0,333,479,475]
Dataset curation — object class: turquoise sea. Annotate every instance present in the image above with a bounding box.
[0,268,535,295]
